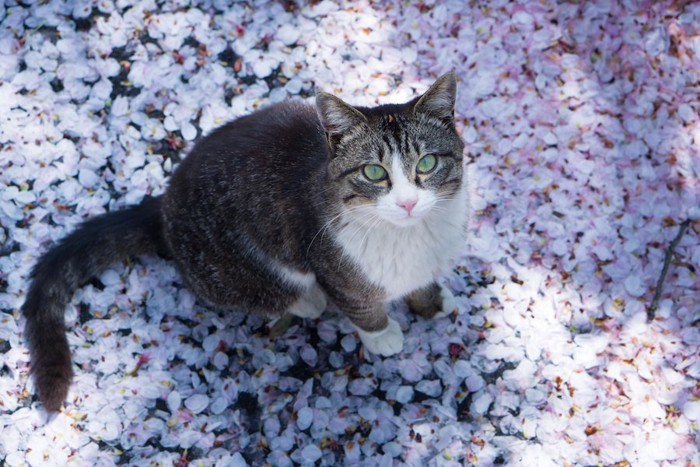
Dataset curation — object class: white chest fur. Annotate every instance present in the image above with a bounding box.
[335,187,468,300]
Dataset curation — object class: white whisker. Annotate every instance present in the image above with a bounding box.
[306,204,376,256]
[336,211,380,272]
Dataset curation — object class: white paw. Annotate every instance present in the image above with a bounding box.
[287,284,327,319]
[355,317,404,357]
[433,286,459,319]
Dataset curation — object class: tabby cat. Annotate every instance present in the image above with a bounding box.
[22,72,468,412]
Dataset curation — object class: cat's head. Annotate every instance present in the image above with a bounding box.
[316,73,464,228]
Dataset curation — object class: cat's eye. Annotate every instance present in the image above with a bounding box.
[363,164,387,181]
[416,154,437,174]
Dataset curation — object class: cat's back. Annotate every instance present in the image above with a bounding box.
[166,99,328,207]
[180,100,326,175]
[163,100,329,260]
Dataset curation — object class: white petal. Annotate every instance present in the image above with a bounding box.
[296,407,313,430]
[300,444,322,462]
[181,122,197,141]
[185,394,209,414]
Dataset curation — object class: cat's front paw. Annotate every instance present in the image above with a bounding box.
[433,286,459,319]
[355,318,404,357]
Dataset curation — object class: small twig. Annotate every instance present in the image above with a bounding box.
[648,218,691,320]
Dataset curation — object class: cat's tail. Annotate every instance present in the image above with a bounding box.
[22,196,168,412]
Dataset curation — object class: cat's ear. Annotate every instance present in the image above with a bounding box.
[412,72,457,125]
[316,92,367,151]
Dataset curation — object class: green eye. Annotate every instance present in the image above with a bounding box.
[362,164,387,181]
[416,154,437,174]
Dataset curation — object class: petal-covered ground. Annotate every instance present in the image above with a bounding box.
[1,0,699,465]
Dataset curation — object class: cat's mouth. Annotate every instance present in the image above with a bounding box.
[376,205,431,227]
[388,215,424,227]
[343,204,428,229]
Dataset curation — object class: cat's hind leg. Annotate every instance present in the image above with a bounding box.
[407,282,459,319]
[176,245,323,319]
[272,264,327,319]
[286,282,327,319]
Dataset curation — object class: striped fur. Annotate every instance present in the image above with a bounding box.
[22,73,467,411]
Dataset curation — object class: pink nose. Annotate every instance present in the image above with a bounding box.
[397,200,417,215]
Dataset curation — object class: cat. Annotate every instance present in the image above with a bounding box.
[22,72,468,412]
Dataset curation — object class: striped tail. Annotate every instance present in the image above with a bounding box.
[22,196,168,411]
